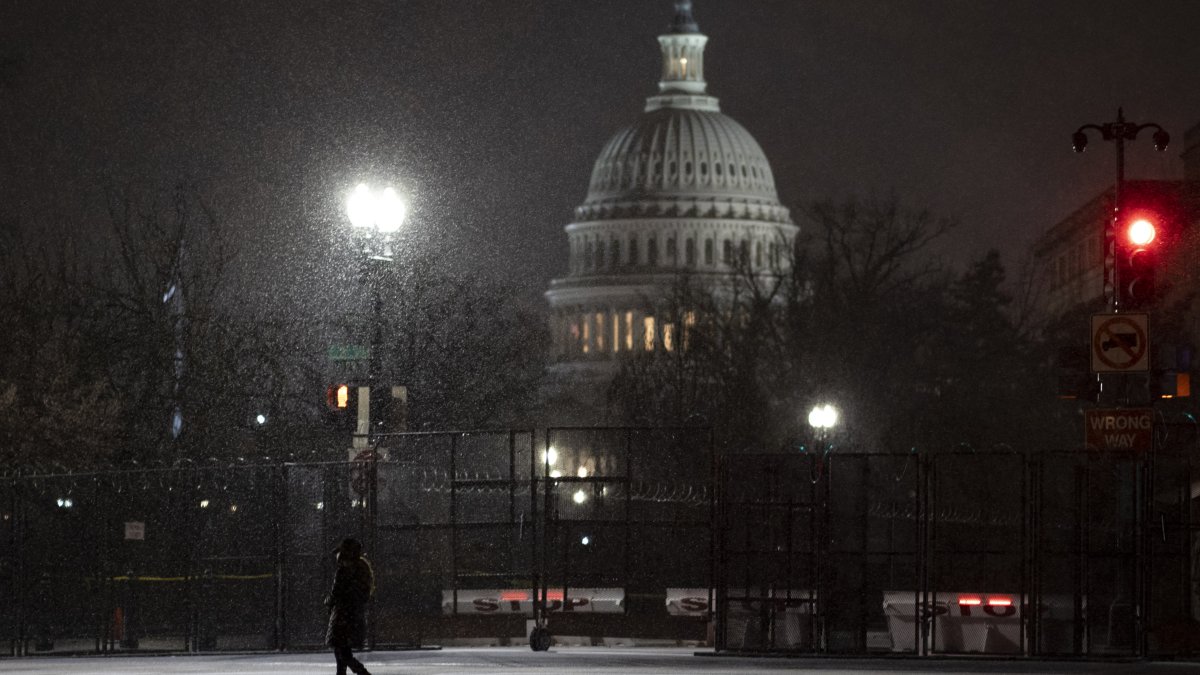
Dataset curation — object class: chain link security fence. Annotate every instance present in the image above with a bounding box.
[0,427,715,655]
[714,448,1200,658]
[4,432,1200,659]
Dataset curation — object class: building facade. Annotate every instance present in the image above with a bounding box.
[543,1,797,412]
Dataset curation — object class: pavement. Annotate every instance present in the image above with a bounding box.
[2,648,1198,675]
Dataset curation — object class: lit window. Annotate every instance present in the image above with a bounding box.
[582,316,590,354]
[595,313,605,352]
[663,323,675,352]
[612,313,619,353]
[684,311,696,350]
[644,316,656,351]
[679,56,688,78]
[624,312,633,351]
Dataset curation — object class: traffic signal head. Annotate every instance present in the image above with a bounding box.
[325,383,357,430]
[1117,211,1161,310]
[327,383,351,409]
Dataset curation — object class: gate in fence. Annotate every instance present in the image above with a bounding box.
[714,449,1200,657]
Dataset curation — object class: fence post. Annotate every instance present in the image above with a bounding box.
[274,464,287,651]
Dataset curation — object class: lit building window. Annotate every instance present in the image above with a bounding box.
[569,321,580,354]
[663,323,675,352]
[624,311,633,351]
[596,312,605,352]
[643,316,656,351]
[612,313,619,353]
[582,316,591,354]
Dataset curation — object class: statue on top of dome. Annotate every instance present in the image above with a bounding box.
[670,0,700,34]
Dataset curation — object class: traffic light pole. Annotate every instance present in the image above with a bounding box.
[1072,108,1170,313]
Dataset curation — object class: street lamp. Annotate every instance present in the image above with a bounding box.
[345,182,409,439]
[1072,108,1169,311]
[807,403,839,432]
[347,183,408,261]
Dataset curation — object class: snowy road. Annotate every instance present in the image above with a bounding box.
[1,648,1196,674]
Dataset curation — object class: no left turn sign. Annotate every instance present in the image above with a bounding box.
[1091,313,1149,373]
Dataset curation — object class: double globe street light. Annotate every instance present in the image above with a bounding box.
[347,183,408,261]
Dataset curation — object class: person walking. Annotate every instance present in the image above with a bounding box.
[326,537,375,675]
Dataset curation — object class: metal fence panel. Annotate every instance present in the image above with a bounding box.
[3,431,1198,660]
[714,449,1197,659]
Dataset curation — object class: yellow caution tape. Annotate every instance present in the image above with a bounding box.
[107,574,273,582]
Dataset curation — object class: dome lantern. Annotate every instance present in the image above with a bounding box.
[648,1,717,112]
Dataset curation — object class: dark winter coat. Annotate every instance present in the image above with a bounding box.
[325,556,374,647]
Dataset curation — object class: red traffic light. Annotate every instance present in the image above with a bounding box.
[1126,218,1156,246]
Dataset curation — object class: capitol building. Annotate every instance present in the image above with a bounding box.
[544,1,796,410]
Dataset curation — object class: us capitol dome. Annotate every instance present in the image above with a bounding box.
[544,0,796,380]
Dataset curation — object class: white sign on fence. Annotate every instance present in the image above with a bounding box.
[124,521,145,540]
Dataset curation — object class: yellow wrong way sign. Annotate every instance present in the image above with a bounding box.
[1084,408,1153,452]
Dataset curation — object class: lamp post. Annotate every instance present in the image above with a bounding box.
[1072,108,1169,312]
[345,182,408,440]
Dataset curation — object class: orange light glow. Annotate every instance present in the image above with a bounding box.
[958,597,982,606]
[987,598,1013,607]
[336,384,350,409]
[500,591,529,602]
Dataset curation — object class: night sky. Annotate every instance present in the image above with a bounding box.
[3,0,1200,311]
